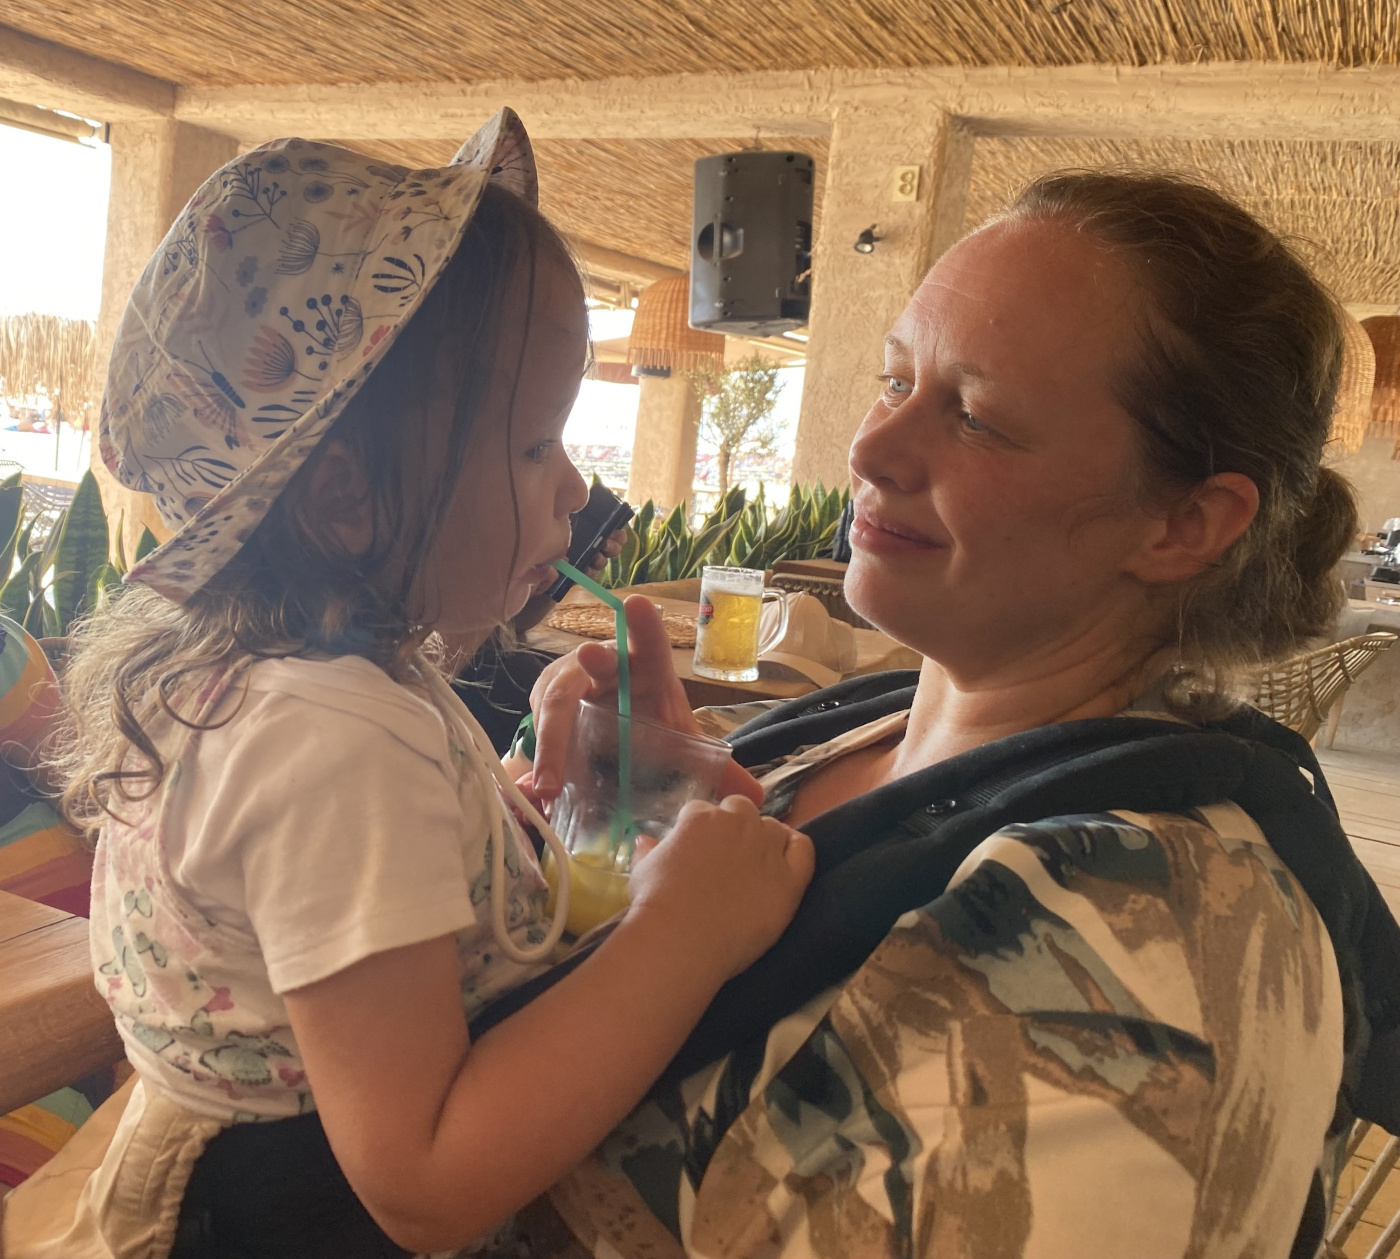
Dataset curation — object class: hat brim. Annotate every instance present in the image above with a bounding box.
[125,108,538,603]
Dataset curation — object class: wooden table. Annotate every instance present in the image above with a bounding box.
[0,889,124,1115]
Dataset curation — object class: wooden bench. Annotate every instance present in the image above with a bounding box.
[0,888,123,1115]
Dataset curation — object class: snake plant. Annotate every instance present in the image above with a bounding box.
[0,470,158,637]
[601,480,849,588]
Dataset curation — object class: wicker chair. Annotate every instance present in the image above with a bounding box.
[1326,1121,1400,1258]
[769,560,872,630]
[1251,633,1397,747]
[20,479,75,548]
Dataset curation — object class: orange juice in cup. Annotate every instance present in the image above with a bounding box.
[542,851,630,938]
[542,700,732,936]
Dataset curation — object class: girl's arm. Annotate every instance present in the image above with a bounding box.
[284,795,813,1253]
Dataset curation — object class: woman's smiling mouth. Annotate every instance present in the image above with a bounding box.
[850,504,945,554]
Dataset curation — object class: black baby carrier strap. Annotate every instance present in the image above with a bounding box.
[478,670,1400,1134]
[684,671,1400,1259]
[677,672,1400,1132]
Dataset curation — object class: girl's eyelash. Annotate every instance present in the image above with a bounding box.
[524,440,556,463]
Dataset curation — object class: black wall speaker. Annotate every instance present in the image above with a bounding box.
[690,150,814,336]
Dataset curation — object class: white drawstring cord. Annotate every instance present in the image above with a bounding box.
[420,669,571,966]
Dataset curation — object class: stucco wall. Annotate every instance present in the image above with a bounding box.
[625,372,701,511]
[790,106,966,489]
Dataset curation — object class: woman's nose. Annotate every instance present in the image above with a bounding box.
[849,400,927,493]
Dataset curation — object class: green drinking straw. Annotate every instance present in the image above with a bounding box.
[551,560,636,862]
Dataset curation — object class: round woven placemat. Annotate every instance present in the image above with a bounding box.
[545,602,697,648]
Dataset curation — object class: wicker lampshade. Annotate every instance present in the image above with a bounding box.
[626,275,725,373]
[1361,315,1400,439]
[1331,309,1376,455]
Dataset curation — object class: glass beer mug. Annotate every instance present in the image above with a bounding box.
[691,566,790,683]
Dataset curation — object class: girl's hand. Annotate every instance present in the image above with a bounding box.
[627,795,814,983]
[529,595,762,805]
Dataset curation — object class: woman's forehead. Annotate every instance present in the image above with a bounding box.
[897,219,1143,368]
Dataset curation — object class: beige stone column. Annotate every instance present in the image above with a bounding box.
[790,105,974,488]
[92,122,239,558]
[625,373,702,511]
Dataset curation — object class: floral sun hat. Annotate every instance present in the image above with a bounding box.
[100,108,538,603]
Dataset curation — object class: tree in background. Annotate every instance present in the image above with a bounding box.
[686,353,785,497]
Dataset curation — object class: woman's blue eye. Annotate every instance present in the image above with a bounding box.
[960,409,987,432]
[879,374,912,397]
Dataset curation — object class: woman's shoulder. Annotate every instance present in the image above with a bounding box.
[953,804,1322,935]
[937,805,1340,1038]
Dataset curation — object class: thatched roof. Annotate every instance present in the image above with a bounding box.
[965,137,1400,306]
[0,314,99,417]
[5,0,1399,86]
[363,132,1400,308]
[355,137,829,274]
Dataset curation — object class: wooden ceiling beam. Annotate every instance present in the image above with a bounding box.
[891,63,1400,141]
[0,24,173,121]
[179,63,1400,146]
[183,72,834,143]
[0,97,104,144]
[569,240,684,287]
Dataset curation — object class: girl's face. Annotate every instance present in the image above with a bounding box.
[845,218,1171,679]
[419,255,590,642]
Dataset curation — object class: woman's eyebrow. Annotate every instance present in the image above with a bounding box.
[884,335,988,381]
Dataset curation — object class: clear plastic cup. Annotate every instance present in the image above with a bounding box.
[543,699,733,935]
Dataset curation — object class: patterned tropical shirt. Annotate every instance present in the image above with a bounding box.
[517,704,1346,1259]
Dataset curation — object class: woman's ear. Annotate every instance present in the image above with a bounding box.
[300,438,374,556]
[1129,472,1260,585]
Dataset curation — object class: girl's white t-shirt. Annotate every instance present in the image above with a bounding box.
[90,655,551,1121]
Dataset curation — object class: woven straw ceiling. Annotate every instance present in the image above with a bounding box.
[5,0,1400,86]
[354,134,1399,305]
[965,138,1400,306]
[347,137,828,273]
[11,2,1400,304]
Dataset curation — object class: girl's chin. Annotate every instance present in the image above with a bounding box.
[522,560,561,591]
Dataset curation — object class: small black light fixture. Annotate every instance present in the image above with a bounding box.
[853,225,881,254]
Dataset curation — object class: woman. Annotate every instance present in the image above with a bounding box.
[519,172,1400,1258]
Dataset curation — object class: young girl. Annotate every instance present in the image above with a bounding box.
[5,110,812,1257]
